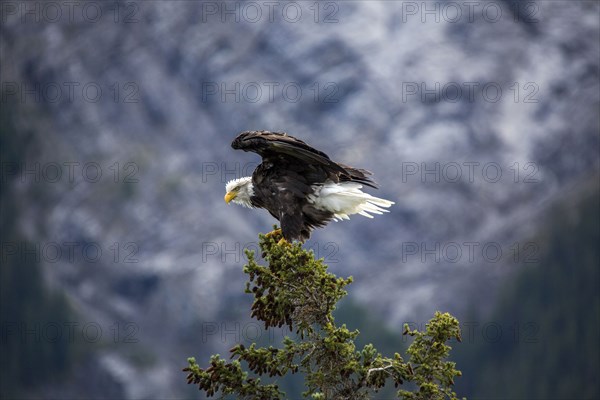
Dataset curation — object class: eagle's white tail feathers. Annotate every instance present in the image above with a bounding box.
[309,181,394,222]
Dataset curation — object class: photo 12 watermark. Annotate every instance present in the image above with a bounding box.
[0,161,140,185]
[400,161,540,184]
[199,321,323,344]
[402,320,540,344]
[201,241,340,264]
[198,1,340,24]
[1,321,140,344]
[1,241,140,264]
[400,82,539,104]
[398,1,539,24]
[200,81,339,104]
[400,241,540,264]
[1,81,140,104]
[1,1,140,24]
[200,162,259,184]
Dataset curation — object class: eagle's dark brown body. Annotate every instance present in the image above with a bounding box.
[231,131,379,241]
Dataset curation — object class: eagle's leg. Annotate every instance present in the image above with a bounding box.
[265,228,282,238]
[264,228,289,246]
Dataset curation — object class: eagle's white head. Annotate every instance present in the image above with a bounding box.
[224,177,254,208]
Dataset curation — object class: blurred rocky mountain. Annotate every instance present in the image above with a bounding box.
[1,0,598,398]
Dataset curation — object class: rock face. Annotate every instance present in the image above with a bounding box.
[2,1,598,397]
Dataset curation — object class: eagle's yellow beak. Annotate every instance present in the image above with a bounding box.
[224,191,237,204]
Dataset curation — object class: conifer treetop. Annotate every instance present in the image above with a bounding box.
[184,229,464,400]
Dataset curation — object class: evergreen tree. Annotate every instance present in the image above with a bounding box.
[184,230,465,399]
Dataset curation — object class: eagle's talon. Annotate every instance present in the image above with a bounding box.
[277,238,289,247]
[265,228,282,238]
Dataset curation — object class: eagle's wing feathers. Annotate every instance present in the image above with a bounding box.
[232,130,376,187]
[337,163,378,188]
[232,130,345,172]
[268,141,338,167]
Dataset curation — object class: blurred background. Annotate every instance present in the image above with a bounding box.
[1,0,599,399]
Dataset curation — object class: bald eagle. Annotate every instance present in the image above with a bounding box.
[224,131,394,242]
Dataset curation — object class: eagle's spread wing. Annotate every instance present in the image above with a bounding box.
[231,130,377,188]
